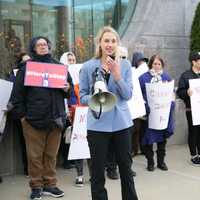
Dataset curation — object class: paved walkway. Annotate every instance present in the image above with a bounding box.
[0,145,199,200]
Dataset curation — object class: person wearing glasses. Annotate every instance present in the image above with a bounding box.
[10,36,72,200]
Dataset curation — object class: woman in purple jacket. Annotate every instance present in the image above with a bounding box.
[139,55,175,172]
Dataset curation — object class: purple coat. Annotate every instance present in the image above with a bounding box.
[139,71,175,145]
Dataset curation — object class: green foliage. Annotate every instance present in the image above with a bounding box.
[190,3,200,53]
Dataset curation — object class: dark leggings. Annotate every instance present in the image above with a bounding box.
[186,111,200,156]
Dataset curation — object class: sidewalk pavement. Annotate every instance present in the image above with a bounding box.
[0,144,199,200]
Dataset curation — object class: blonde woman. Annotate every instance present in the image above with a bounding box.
[79,26,138,200]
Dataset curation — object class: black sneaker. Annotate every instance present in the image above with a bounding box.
[43,187,64,198]
[30,188,42,200]
[147,164,155,172]
[107,169,119,180]
[191,155,200,165]
[0,176,2,183]
[157,162,168,171]
[75,176,84,187]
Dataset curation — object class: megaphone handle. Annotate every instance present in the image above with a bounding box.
[98,103,102,119]
[91,103,102,120]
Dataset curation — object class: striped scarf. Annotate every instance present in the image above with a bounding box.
[149,69,163,83]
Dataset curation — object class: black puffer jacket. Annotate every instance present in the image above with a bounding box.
[10,53,72,131]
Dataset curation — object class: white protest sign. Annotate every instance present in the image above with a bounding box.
[128,67,146,119]
[135,62,149,78]
[146,81,174,130]
[0,79,13,134]
[0,79,13,123]
[68,106,90,160]
[0,114,7,134]
[189,79,200,125]
[68,64,82,85]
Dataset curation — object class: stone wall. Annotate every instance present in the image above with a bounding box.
[123,0,200,81]
[122,0,200,145]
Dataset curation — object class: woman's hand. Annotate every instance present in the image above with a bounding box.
[105,56,121,81]
[187,88,193,96]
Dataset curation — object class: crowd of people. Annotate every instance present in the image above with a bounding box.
[0,25,200,200]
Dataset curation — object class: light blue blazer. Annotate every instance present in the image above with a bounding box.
[79,58,133,132]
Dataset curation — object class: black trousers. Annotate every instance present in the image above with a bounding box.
[186,111,200,156]
[17,120,28,174]
[75,159,84,176]
[131,119,146,156]
[106,139,117,171]
[144,140,166,165]
[87,129,138,200]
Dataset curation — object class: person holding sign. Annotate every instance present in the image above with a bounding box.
[79,26,138,200]
[130,52,149,157]
[60,52,87,187]
[177,52,200,165]
[139,55,175,172]
[10,36,73,200]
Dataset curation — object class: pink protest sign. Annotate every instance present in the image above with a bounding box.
[24,61,67,88]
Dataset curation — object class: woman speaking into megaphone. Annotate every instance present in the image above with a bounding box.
[79,26,138,200]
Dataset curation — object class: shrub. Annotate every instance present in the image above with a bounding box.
[190,3,200,53]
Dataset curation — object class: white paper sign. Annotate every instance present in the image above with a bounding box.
[68,64,82,85]
[68,106,90,160]
[0,113,7,134]
[189,79,200,125]
[128,68,146,119]
[135,62,149,78]
[146,81,174,130]
[0,79,13,123]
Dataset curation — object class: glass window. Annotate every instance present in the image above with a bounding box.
[0,0,137,78]
[0,0,31,78]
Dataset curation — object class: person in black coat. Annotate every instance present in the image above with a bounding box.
[177,52,200,165]
[10,36,72,199]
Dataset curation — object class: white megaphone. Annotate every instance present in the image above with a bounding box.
[88,80,117,113]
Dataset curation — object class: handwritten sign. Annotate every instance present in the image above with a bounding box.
[146,81,174,130]
[0,79,13,133]
[128,67,146,119]
[24,61,67,88]
[68,106,90,160]
[189,79,200,125]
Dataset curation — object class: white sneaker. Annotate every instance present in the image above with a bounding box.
[75,176,84,187]
[191,155,200,165]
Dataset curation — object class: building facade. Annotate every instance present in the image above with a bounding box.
[0,0,200,175]
[0,0,137,77]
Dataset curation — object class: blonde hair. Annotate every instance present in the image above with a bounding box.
[94,26,120,58]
